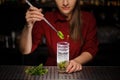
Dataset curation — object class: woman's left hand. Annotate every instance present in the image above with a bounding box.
[66,60,82,73]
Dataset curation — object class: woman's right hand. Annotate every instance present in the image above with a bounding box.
[25,7,44,27]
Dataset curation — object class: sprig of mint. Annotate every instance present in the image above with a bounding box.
[25,64,48,75]
[58,61,68,70]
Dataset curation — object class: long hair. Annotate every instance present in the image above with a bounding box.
[70,0,83,43]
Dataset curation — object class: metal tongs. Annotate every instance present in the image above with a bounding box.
[25,0,64,39]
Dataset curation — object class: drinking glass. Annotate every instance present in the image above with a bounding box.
[57,42,69,73]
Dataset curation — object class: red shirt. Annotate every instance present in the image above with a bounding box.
[32,10,99,66]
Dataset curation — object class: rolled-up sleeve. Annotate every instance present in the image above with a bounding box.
[81,12,99,57]
[31,21,44,53]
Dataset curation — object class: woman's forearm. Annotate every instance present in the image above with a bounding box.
[73,52,93,65]
[19,25,33,54]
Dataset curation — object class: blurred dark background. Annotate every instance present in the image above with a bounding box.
[0,0,120,66]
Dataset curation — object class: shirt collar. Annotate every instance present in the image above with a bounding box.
[54,10,67,22]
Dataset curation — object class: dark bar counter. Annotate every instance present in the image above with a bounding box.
[0,65,120,80]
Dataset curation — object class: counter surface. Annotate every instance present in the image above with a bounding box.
[0,65,120,80]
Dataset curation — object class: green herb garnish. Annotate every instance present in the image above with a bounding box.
[58,61,68,70]
[25,64,48,75]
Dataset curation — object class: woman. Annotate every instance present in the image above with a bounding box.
[19,0,99,73]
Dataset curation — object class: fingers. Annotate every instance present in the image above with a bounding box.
[66,60,82,73]
[25,7,44,25]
